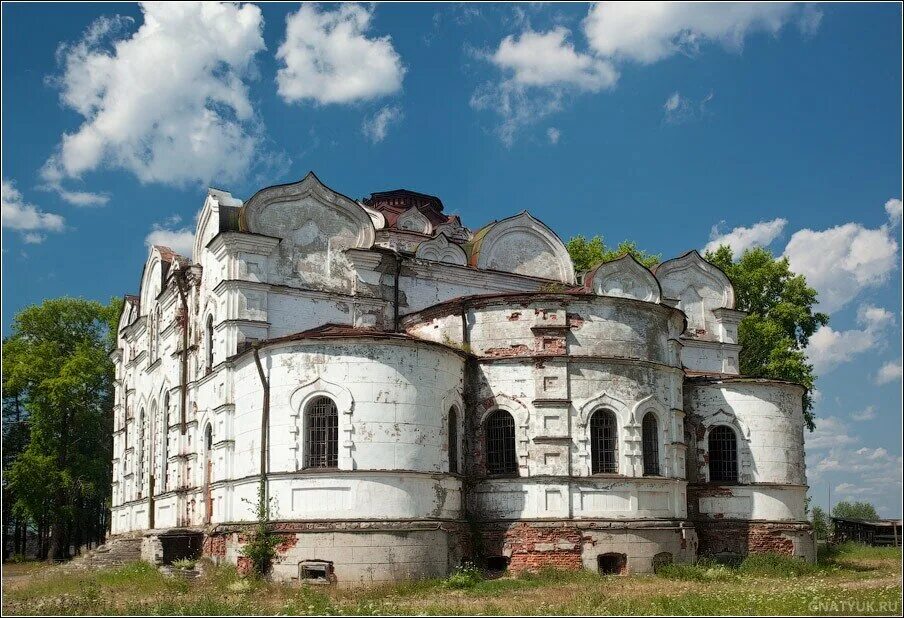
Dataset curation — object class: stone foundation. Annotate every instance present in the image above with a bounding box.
[201,520,470,586]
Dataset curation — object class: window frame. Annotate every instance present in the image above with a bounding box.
[707,424,739,483]
[485,409,518,476]
[304,396,339,470]
[590,408,619,475]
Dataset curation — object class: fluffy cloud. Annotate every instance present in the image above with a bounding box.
[807,304,895,374]
[705,217,787,254]
[875,359,903,385]
[145,215,194,257]
[490,28,617,91]
[362,106,403,144]
[546,127,561,145]
[582,2,814,64]
[475,3,815,143]
[2,179,65,243]
[805,416,857,451]
[43,2,266,191]
[885,198,903,225]
[276,3,405,105]
[471,27,616,146]
[784,201,900,313]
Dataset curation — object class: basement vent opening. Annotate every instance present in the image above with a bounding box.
[484,556,510,573]
[597,552,627,575]
[298,560,332,583]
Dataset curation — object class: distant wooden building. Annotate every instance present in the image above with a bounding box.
[832,518,902,547]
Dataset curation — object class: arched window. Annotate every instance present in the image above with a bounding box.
[642,412,660,476]
[305,396,338,469]
[486,410,517,475]
[151,305,161,361]
[448,407,459,474]
[708,425,738,483]
[590,409,618,474]
[205,423,213,451]
[206,315,215,373]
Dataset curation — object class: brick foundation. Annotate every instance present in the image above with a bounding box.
[695,520,813,559]
[480,522,583,572]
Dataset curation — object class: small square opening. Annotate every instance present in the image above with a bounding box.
[299,560,332,583]
[597,552,627,575]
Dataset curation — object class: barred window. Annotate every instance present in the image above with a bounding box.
[486,410,517,475]
[708,425,738,483]
[448,407,459,474]
[642,412,660,476]
[590,409,618,474]
[305,396,339,469]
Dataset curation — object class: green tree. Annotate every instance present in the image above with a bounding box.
[706,246,828,430]
[566,235,660,273]
[2,297,122,560]
[811,505,831,540]
[832,501,880,521]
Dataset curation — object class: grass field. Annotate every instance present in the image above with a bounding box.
[2,543,901,616]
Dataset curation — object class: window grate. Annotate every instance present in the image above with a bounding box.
[708,425,738,482]
[642,413,660,476]
[306,396,338,469]
[486,410,517,475]
[590,410,618,474]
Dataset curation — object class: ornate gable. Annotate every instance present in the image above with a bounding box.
[585,254,661,302]
[415,233,468,266]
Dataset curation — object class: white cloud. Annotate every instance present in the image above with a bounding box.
[876,359,903,385]
[705,217,787,254]
[362,106,403,144]
[472,26,616,145]
[276,3,405,105]
[2,179,65,243]
[805,416,858,451]
[490,28,617,91]
[807,304,895,374]
[582,2,815,64]
[850,406,877,422]
[145,215,194,257]
[784,202,900,313]
[43,2,267,190]
[546,127,561,145]
[885,198,903,226]
[663,90,715,124]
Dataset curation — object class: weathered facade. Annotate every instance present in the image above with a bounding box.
[111,173,814,585]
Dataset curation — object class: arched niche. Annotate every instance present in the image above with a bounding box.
[654,251,735,335]
[585,254,661,303]
[415,233,468,266]
[470,211,575,284]
[396,207,432,235]
[240,172,375,290]
[138,246,181,316]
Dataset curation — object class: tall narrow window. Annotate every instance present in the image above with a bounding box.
[151,306,161,361]
[305,396,338,469]
[590,409,618,474]
[448,407,459,474]
[486,410,517,475]
[708,425,738,482]
[642,412,660,476]
[161,393,169,492]
[206,315,214,373]
[137,408,146,498]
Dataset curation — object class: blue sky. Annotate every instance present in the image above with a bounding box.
[2,2,901,516]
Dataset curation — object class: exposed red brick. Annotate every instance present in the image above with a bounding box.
[485,344,532,357]
[508,312,521,321]
[480,523,583,573]
[566,313,585,329]
[276,534,298,553]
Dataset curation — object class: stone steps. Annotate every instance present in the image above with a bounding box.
[70,537,143,570]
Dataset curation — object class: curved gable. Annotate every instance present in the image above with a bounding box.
[139,247,166,314]
[586,254,661,303]
[240,172,376,291]
[470,211,575,283]
[654,250,735,335]
[415,233,467,266]
[396,207,432,235]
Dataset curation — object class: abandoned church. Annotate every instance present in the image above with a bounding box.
[110,172,814,584]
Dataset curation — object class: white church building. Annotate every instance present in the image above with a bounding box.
[110,173,814,584]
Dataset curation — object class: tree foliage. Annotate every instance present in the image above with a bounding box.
[811,505,831,540]
[832,500,880,521]
[705,246,828,430]
[566,235,660,273]
[2,297,122,560]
